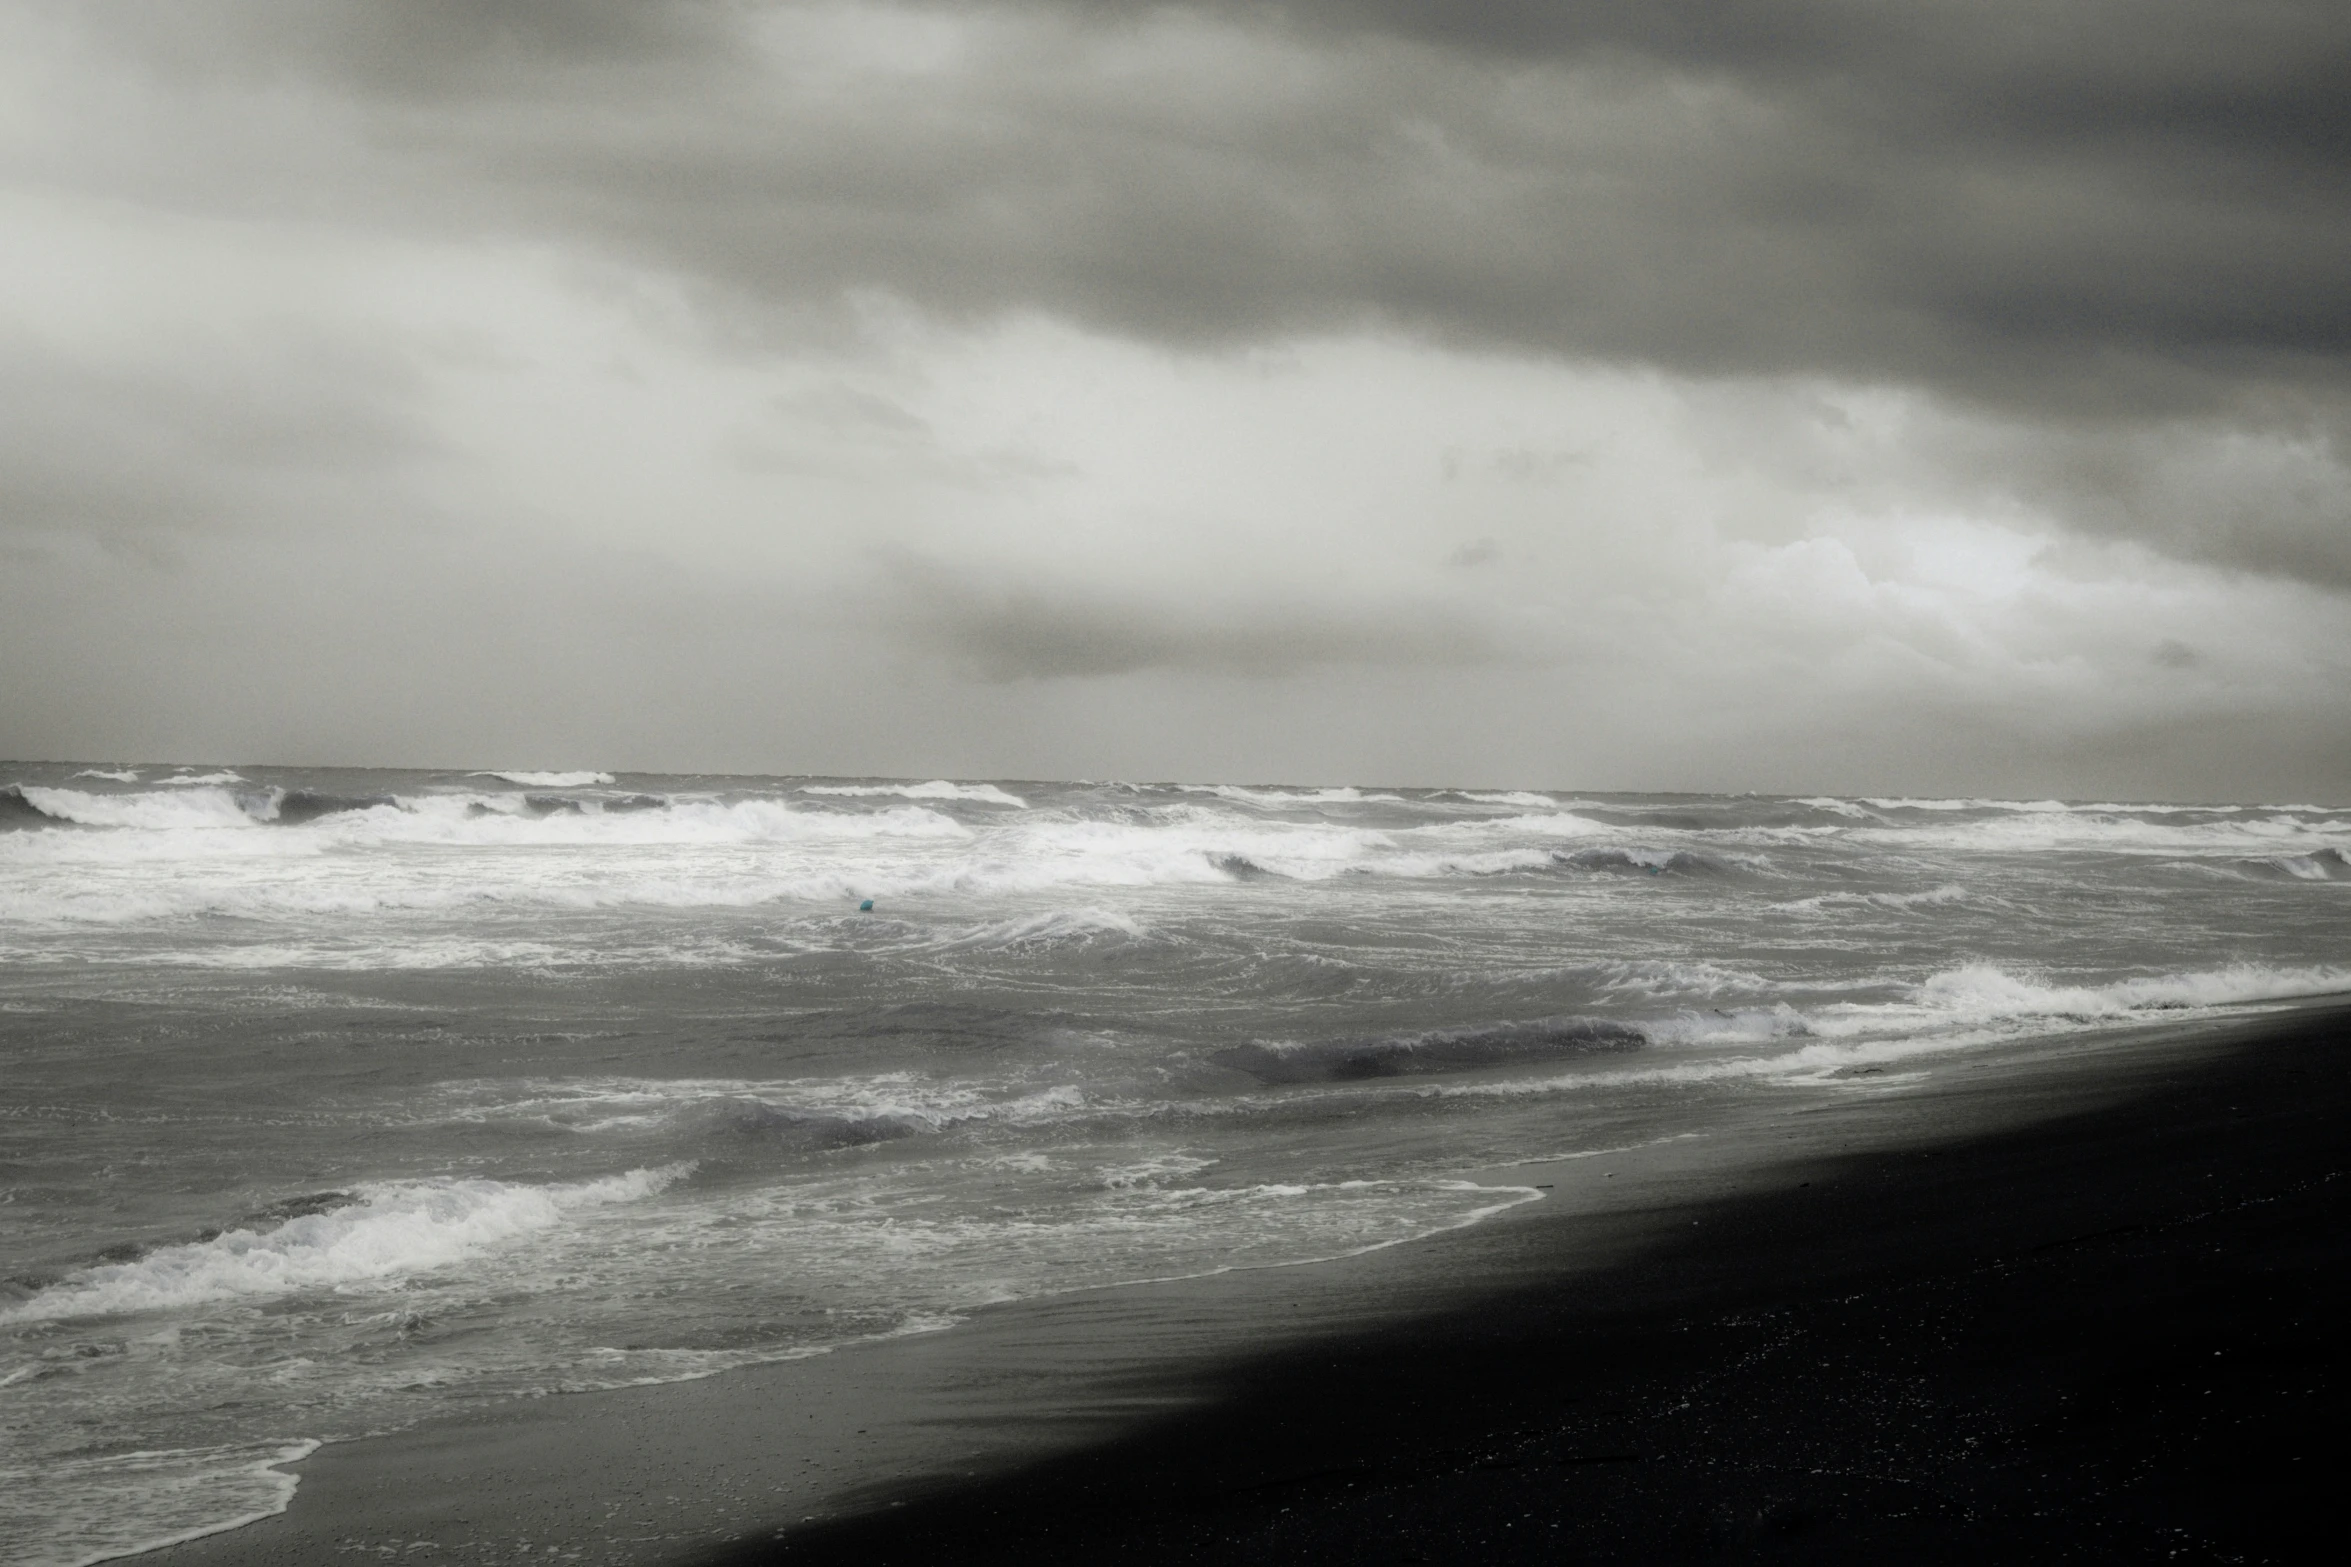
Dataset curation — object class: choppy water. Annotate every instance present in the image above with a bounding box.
[4,764,2348,1564]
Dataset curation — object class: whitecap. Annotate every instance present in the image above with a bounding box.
[472,770,616,788]
[800,780,1028,807]
[11,786,262,831]
[4,1166,691,1322]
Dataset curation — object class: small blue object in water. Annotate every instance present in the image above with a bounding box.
[858,898,875,911]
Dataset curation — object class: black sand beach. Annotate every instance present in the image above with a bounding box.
[149,1004,2348,1566]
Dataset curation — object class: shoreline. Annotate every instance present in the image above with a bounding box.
[144,1001,2349,1564]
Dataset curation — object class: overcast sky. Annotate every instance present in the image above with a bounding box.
[4,1,2348,798]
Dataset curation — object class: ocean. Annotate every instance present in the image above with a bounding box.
[3,764,2347,1566]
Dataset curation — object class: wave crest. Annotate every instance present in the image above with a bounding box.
[473,771,616,788]
[3,1166,690,1322]
[801,780,1028,807]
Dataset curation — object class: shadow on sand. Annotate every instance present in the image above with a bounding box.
[700,1009,2350,1565]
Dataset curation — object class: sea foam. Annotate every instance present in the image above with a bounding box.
[5,1166,690,1322]
[0,1441,320,1567]
[801,780,1029,807]
[473,770,616,787]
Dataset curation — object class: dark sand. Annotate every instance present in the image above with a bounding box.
[152,1007,2348,1565]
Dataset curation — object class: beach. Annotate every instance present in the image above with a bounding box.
[15,8,2350,1558]
[143,1001,2348,1565]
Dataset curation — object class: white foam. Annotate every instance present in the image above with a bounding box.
[0,794,1626,934]
[1861,796,2072,813]
[1911,960,2351,1019]
[1590,958,1771,998]
[66,768,140,783]
[1755,808,2351,856]
[473,770,616,787]
[1793,796,1883,819]
[0,1440,319,1567]
[801,780,1029,807]
[1191,784,1406,806]
[13,786,262,831]
[930,906,1149,951]
[1771,882,1971,915]
[1862,797,2305,817]
[1646,960,2351,1053]
[158,771,245,786]
[2248,850,2350,881]
[1434,963,2351,1102]
[1097,1153,1218,1189]
[5,1166,690,1322]
[432,1074,1089,1140]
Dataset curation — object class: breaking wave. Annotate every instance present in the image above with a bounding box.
[3,1166,689,1322]
[473,770,616,788]
[800,780,1029,807]
[5,785,261,831]
[2229,848,2351,882]
[1910,961,2351,1021]
[1552,846,1752,877]
[1190,784,1406,807]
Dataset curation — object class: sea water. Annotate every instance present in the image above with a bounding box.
[3,765,2347,1564]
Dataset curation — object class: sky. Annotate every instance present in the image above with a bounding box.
[4,1,2348,799]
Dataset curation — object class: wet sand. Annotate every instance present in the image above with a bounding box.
[150,1005,2349,1565]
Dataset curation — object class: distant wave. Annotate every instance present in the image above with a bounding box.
[473,770,616,788]
[1759,808,2351,856]
[1856,796,2297,816]
[67,767,140,783]
[800,780,1028,807]
[3,1165,689,1321]
[1552,845,1751,877]
[1189,784,1406,806]
[157,770,245,786]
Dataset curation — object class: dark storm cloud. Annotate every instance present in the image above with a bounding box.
[886,557,1506,681]
[1243,0,2351,389]
[91,0,730,93]
[60,1,2350,406]
[30,0,2351,590]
